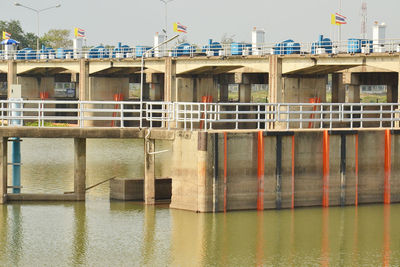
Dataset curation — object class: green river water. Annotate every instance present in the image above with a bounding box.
[0,139,399,267]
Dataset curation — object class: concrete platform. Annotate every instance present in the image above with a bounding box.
[110,177,172,201]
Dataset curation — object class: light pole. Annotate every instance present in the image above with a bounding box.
[14,2,61,51]
[140,34,179,128]
[160,0,174,39]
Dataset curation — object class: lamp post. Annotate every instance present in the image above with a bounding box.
[14,2,61,51]
[140,34,179,128]
[160,0,174,39]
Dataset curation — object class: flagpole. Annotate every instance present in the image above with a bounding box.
[338,0,342,50]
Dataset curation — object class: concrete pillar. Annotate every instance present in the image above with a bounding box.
[269,55,283,103]
[235,73,251,103]
[74,138,86,201]
[0,137,7,204]
[344,73,360,103]
[7,61,17,97]
[164,58,176,102]
[197,132,208,212]
[146,73,163,101]
[79,59,89,101]
[239,84,251,102]
[220,84,229,102]
[332,73,345,103]
[144,139,155,205]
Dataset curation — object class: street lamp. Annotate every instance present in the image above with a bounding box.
[140,34,179,128]
[14,2,61,51]
[160,0,174,39]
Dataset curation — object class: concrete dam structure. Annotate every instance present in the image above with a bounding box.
[0,52,400,212]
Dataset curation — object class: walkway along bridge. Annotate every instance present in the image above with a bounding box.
[0,100,399,212]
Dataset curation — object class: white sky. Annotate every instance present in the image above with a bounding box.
[1,0,398,47]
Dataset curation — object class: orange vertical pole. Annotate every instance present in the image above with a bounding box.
[355,134,359,206]
[257,131,265,211]
[323,130,330,207]
[291,135,295,209]
[223,132,228,213]
[384,130,391,205]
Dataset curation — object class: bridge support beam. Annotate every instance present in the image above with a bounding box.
[7,61,17,97]
[144,138,156,204]
[79,59,89,101]
[269,55,283,103]
[0,137,7,204]
[74,138,86,201]
[164,58,176,102]
[343,73,360,103]
[332,73,345,103]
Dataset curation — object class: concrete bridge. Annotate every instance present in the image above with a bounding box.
[0,53,399,105]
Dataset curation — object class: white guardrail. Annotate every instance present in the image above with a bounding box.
[1,100,400,131]
[2,39,400,60]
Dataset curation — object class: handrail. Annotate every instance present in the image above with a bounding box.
[0,100,399,131]
[2,38,400,61]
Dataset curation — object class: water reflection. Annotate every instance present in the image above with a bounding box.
[0,138,399,266]
[142,205,156,266]
[382,204,390,267]
[71,203,87,266]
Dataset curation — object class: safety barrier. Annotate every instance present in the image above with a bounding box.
[0,100,399,131]
[2,39,400,60]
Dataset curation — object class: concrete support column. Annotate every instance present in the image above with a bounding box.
[0,137,7,204]
[74,138,86,201]
[332,73,345,103]
[197,132,208,212]
[7,60,17,97]
[144,139,155,205]
[164,58,176,102]
[239,84,251,102]
[220,84,229,102]
[269,55,283,103]
[344,74,360,103]
[79,59,89,101]
[146,73,163,101]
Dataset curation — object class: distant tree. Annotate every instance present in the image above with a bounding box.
[40,29,73,49]
[0,19,37,48]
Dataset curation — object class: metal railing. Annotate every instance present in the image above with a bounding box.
[0,100,399,131]
[2,39,400,61]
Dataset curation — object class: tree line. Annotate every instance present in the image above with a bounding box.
[0,19,72,49]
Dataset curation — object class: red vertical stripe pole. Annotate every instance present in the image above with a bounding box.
[323,130,330,208]
[384,130,391,205]
[223,132,228,213]
[257,131,265,211]
[291,135,295,209]
[355,134,359,207]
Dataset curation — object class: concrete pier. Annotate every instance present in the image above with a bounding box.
[0,137,7,204]
[144,138,155,204]
[74,138,86,201]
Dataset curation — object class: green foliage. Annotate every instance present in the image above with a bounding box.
[40,29,72,49]
[0,19,37,48]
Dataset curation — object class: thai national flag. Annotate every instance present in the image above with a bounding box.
[75,28,85,38]
[175,22,187,33]
[2,31,11,39]
[335,13,347,25]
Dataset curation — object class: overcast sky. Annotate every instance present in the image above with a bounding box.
[1,0,399,47]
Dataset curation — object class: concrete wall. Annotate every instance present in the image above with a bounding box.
[174,76,218,102]
[283,76,327,103]
[89,77,129,101]
[170,130,400,212]
[17,77,55,99]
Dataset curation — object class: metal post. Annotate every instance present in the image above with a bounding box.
[11,138,21,194]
